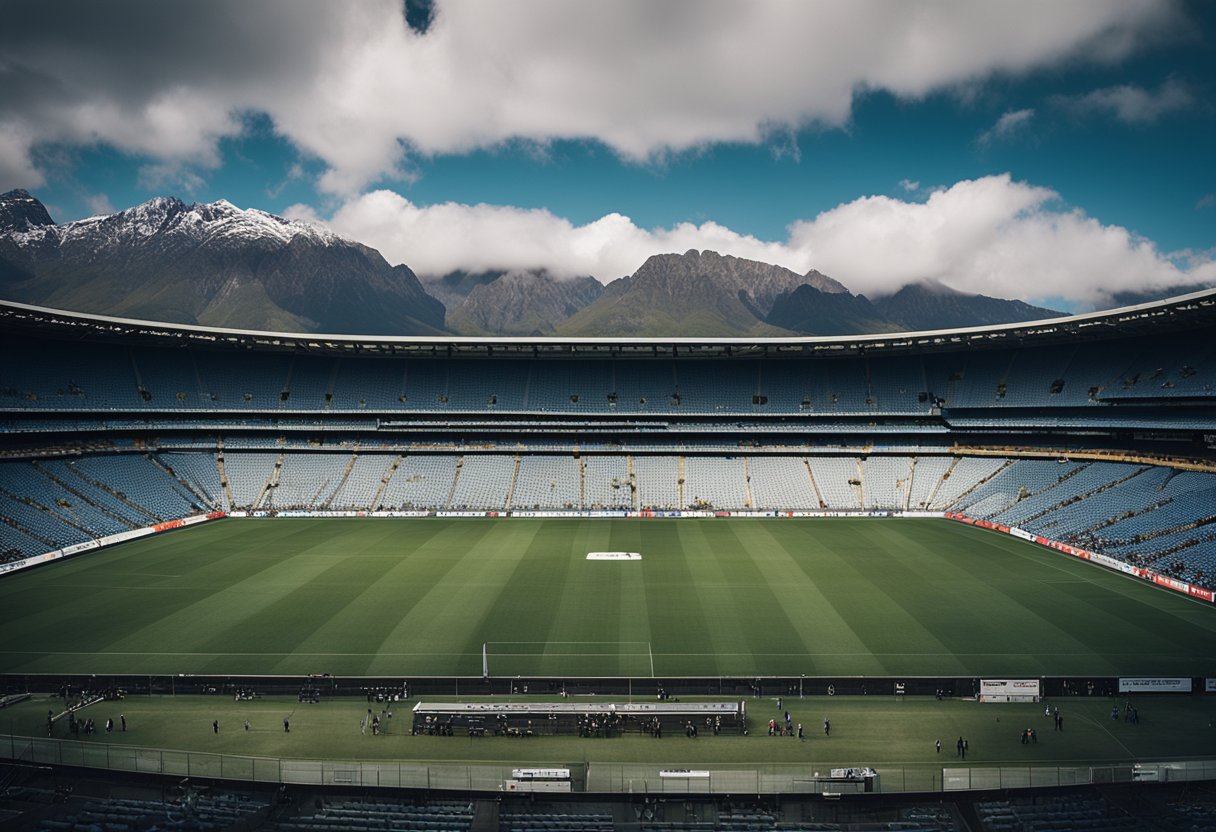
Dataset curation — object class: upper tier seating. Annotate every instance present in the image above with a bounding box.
[4,329,1212,418]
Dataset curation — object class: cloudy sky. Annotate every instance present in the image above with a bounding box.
[3,0,1213,309]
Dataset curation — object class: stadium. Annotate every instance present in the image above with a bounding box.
[2,291,1216,829]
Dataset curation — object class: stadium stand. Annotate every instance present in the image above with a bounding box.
[328,453,396,510]
[861,455,912,510]
[747,457,818,509]
[25,792,266,831]
[1,291,1215,595]
[4,314,1216,420]
[378,454,458,510]
[501,809,613,832]
[975,793,1142,831]
[264,452,351,510]
[274,798,474,831]
[157,450,226,510]
[512,454,581,509]
[449,455,515,510]
[683,456,750,509]
[582,455,634,510]
[222,452,280,509]
[807,458,863,510]
[634,456,681,510]
[4,447,1216,587]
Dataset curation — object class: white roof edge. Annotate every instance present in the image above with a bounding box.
[1,286,1214,347]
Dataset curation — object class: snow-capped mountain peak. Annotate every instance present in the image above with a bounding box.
[0,189,445,335]
[0,188,56,233]
[2,192,342,251]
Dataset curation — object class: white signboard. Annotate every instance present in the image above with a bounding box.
[586,552,642,560]
[504,780,571,792]
[1119,677,1191,693]
[980,679,1040,696]
[511,768,570,780]
[979,679,1040,702]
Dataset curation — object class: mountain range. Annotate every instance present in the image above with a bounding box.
[0,190,444,334]
[0,189,1064,337]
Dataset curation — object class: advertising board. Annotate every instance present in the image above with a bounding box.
[1118,678,1191,693]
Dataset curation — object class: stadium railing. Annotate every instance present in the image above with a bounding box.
[4,733,1214,796]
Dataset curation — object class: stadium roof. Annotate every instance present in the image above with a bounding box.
[1,287,1214,359]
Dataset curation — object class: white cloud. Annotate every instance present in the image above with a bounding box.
[295,192,805,282]
[299,175,1214,309]
[1052,77,1195,123]
[0,122,44,187]
[785,175,1214,304]
[899,179,920,192]
[82,193,115,216]
[282,202,322,224]
[136,163,208,196]
[978,108,1035,145]
[0,0,1181,193]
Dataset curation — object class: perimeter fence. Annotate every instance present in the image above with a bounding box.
[3,734,1214,796]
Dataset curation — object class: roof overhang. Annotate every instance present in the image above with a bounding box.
[1,287,1213,359]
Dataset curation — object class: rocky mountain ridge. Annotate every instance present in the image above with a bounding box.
[0,190,1067,337]
[0,189,444,334]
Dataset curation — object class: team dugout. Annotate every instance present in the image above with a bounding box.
[411,700,746,737]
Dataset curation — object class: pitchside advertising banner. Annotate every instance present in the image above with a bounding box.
[1118,677,1192,693]
[1207,679,1216,693]
[945,513,1214,604]
[0,512,224,577]
[979,679,1041,703]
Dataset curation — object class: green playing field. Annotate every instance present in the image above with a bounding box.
[1,517,1214,678]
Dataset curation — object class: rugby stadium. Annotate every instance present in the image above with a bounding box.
[1,291,1216,828]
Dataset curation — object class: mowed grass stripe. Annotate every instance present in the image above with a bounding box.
[750,522,876,676]
[610,520,655,677]
[274,520,466,676]
[361,520,531,676]
[363,519,511,675]
[1,517,1214,677]
[878,520,1045,666]
[288,521,459,675]
[0,522,327,672]
[810,522,972,677]
[675,521,759,676]
[781,520,944,676]
[477,520,582,676]
[690,523,812,681]
[643,522,715,678]
[102,524,361,675]
[869,521,1070,676]
[537,520,607,675]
